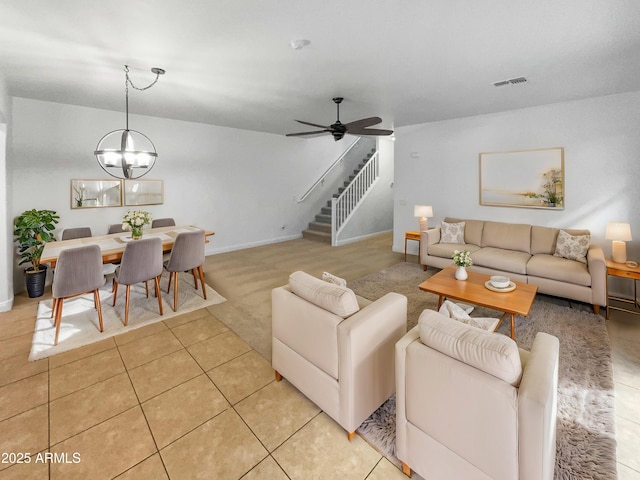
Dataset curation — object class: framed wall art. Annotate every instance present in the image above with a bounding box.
[70,179,122,209]
[124,179,164,206]
[479,147,564,209]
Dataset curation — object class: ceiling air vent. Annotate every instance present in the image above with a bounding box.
[492,76,528,87]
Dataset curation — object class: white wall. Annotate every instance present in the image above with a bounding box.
[8,98,351,293]
[394,91,640,258]
[0,75,12,311]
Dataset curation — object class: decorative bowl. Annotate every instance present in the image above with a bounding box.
[490,275,510,288]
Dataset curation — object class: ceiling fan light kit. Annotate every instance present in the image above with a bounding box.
[286,97,393,141]
[94,65,165,179]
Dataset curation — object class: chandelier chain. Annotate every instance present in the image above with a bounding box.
[124,65,162,92]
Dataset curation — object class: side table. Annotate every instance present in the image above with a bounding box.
[404,231,421,262]
[606,258,640,319]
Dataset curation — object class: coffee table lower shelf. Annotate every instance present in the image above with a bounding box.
[418,267,538,340]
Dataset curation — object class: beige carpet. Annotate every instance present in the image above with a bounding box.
[29,271,226,361]
[350,262,617,480]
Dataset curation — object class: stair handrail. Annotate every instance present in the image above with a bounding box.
[297,137,361,203]
[331,150,379,245]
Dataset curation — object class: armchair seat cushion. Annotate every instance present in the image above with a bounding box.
[289,271,359,317]
[418,310,523,386]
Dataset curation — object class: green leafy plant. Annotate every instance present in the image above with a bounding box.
[13,209,60,272]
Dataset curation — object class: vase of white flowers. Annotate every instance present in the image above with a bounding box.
[122,210,151,240]
[452,249,472,281]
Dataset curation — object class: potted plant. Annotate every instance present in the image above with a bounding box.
[13,209,60,297]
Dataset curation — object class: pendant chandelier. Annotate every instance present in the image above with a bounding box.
[94,65,165,179]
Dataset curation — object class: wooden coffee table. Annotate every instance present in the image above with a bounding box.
[418,266,538,339]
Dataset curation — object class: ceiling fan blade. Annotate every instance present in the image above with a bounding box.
[285,130,330,137]
[344,117,382,130]
[348,128,394,136]
[295,120,330,129]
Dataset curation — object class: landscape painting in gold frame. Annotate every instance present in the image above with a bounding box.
[479,147,564,209]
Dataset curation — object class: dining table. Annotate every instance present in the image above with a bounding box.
[40,225,215,268]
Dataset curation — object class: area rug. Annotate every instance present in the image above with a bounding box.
[29,271,226,361]
[350,262,617,480]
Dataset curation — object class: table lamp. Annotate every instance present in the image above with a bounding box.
[606,222,632,263]
[414,205,433,231]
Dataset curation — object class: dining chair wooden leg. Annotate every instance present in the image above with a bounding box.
[124,284,131,326]
[173,274,179,312]
[51,298,58,319]
[94,290,104,332]
[167,272,174,294]
[155,275,163,316]
[112,281,119,306]
[145,281,149,298]
[192,268,198,290]
[54,299,64,345]
[198,265,207,300]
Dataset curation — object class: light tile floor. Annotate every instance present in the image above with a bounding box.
[0,233,638,479]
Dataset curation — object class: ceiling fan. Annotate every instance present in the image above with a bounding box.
[286,97,393,141]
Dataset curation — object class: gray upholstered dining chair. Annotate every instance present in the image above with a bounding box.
[152,218,176,228]
[61,227,92,240]
[164,229,206,311]
[112,237,164,326]
[51,244,105,345]
[108,223,125,234]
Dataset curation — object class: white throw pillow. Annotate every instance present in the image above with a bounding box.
[419,309,522,386]
[322,271,347,288]
[554,229,589,264]
[289,271,359,317]
[440,221,465,244]
[438,300,498,331]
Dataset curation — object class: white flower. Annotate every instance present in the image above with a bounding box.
[122,210,152,231]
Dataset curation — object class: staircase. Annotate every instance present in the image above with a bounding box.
[302,148,377,243]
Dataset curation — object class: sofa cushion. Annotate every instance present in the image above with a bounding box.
[531,226,559,255]
[471,247,531,275]
[322,271,347,287]
[445,217,484,246]
[440,221,465,244]
[527,254,592,286]
[418,309,523,386]
[289,271,359,317]
[554,229,590,264]
[481,221,532,253]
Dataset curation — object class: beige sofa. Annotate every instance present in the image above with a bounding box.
[272,271,407,439]
[396,309,559,480]
[420,217,606,313]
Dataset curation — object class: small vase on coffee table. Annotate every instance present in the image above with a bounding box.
[455,266,468,281]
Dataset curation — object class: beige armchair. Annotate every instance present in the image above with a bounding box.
[272,271,407,440]
[396,309,559,480]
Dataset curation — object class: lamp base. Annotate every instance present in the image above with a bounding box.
[419,217,429,232]
[612,240,627,263]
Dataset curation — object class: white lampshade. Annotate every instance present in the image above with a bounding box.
[414,205,433,218]
[605,222,632,241]
[606,222,632,263]
[414,205,433,231]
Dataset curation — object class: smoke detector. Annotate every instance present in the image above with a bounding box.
[492,76,527,87]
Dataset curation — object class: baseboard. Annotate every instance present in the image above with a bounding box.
[335,229,393,246]
[205,234,303,255]
[0,296,14,312]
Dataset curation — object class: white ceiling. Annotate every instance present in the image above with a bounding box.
[2,0,640,136]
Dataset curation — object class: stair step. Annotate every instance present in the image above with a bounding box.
[315,214,332,224]
[321,206,332,215]
[302,229,331,244]
[308,221,331,233]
